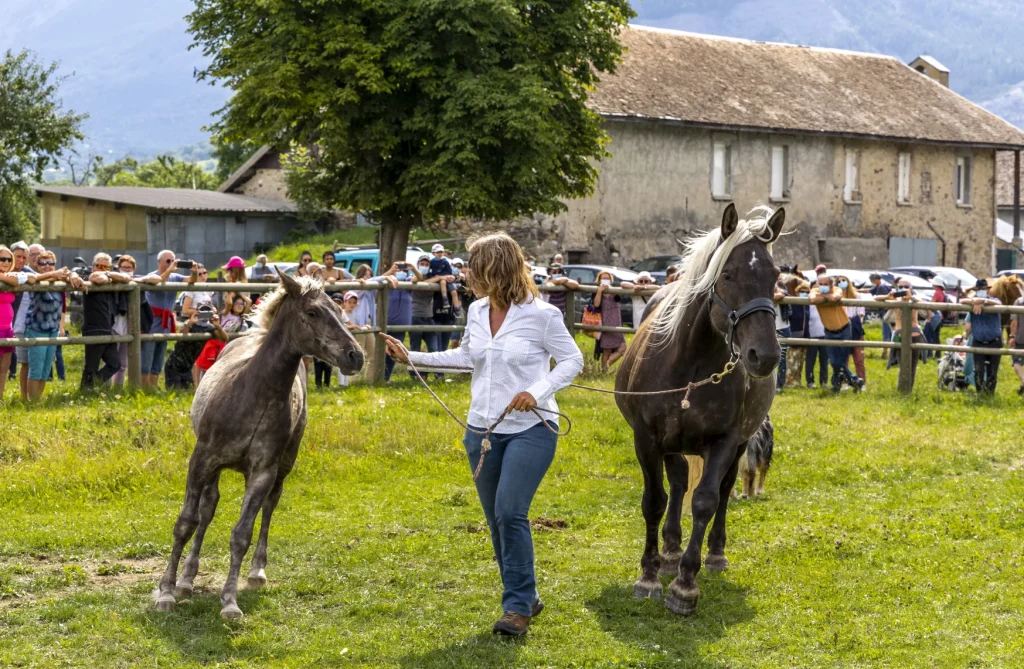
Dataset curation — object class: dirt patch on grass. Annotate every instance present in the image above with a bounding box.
[531,517,567,530]
[0,556,163,609]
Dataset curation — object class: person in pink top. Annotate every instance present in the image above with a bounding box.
[0,244,24,399]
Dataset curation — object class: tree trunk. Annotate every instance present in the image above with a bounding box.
[378,211,412,272]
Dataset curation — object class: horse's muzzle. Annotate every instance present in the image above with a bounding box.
[744,346,780,379]
[338,347,365,375]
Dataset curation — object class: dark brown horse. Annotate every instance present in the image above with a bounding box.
[615,203,785,616]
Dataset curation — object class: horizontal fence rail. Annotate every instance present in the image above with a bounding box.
[3,281,1022,393]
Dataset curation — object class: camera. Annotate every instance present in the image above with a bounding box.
[398,262,408,270]
[176,259,194,270]
[195,311,213,322]
[893,289,909,298]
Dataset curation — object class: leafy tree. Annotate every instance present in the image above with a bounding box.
[212,135,260,183]
[91,155,218,189]
[187,0,634,267]
[0,49,85,241]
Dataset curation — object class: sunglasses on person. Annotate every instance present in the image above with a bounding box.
[0,256,13,263]
[95,263,111,270]
[38,260,56,267]
[638,279,652,285]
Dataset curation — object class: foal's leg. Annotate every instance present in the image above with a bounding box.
[665,441,734,616]
[633,436,667,600]
[705,452,741,573]
[155,455,217,611]
[247,478,284,589]
[175,471,221,598]
[659,454,688,576]
[220,469,278,620]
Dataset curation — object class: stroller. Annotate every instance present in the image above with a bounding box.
[937,338,968,391]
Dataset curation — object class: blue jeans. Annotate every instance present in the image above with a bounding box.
[825,324,859,390]
[408,317,439,379]
[776,327,790,390]
[464,421,557,617]
[805,340,828,385]
[384,331,407,381]
[141,340,169,376]
[882,320,892,347]
[25,328,58,381]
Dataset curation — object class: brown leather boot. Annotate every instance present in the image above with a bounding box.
[492,611,530,636]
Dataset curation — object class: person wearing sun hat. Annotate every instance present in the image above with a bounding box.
[221,255,252,314]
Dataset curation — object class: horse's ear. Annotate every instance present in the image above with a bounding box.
[277,267,301,297]
[720,203,738,240]
[767,207,786,243]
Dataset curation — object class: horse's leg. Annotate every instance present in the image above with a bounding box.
[247,477,284,589]
[665,440,734,616]
[175,471,221,598]
[633,435,667,600]
[155,454,217,611]
[659,454,688,576]
[220,468,278,620]
[705,451,741,573]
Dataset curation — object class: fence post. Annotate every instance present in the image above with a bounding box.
[367,285,389,384]
[127,284,143,389]
[897,302,914,394]
[564,287,576,337]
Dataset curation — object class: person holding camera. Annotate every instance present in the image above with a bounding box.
[142,251,199,389]
[164,302,227,389]
[180,264,214,318]
[963,279,1002,395]
[875,279,927,385]
[809,274,863,392]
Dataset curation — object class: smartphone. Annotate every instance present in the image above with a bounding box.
[176,260,194,270]
[195,311,213,322]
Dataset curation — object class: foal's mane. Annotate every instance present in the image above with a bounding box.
[250,276,323,331]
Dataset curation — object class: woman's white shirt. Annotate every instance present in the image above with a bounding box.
[406,296,584,434]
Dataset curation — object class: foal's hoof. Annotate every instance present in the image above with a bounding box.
[154,594,176,612]
[664,581,700,616]
[246,569,267,590]
[220,603,243,621]
[705,554,729,573]
[632,578,662,600]
[658,552,682,576]
[174,583,194,599]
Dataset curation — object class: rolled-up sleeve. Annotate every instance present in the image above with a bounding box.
[526,308,584,404]
[407,315,473,370]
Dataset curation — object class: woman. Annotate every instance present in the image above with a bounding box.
[773,279,791,391]
[381,232,583,637]
[1,245,28,399]
[593,270,626,373]
[196,295,248,381]
[23,251,63,401]
[838,275,867,387]
[785,278,809,388]
[181,265,214,317]
[221,256,251,313]
[295,250,314,277]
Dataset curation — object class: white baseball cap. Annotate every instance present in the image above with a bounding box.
[637,271,652,280]
[452,257,464,266]
[431,243,445,253]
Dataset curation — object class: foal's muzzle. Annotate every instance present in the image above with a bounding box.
[338,347,364,375]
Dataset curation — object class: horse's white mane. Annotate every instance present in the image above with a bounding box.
[647,205,778,339]
[250,275,323,331]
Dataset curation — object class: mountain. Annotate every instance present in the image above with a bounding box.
[3,0,1024,161]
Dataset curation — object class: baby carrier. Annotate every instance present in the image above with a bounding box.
[937,340,968,391]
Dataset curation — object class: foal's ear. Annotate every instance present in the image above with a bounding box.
[720,203,738,240]
[277,268,302,298]
[767,207,786,243]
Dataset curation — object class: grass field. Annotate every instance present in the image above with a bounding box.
[3,334,1024,668]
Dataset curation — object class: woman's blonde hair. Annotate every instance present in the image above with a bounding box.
[596,270,614,284]
[38,250,56,262]
[837,275,858,299]
[467,232,538,310]
[227,266,247,283]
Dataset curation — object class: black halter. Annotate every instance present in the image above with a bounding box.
[709,289,777,360]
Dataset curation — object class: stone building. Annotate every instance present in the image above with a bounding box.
[543,26,1024,277]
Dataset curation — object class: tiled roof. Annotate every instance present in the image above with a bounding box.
[34,186,296,213]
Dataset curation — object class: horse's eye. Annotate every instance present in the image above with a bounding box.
[721,271,731,280]
[306,310,317,318]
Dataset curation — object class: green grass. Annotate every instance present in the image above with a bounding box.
[3,329,1024,667]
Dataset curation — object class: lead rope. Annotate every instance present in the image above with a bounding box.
[403,355,572,481]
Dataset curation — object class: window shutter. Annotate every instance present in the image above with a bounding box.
[771,146,785,199]
[713,142,729,196]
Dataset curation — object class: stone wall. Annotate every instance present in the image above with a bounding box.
[237,168,291,202]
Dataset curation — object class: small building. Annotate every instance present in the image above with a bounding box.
[35,186,299,273]
[994,151,1024,271]
[532,27,1024,277]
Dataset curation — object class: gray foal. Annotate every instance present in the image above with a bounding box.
[155,271,364,620]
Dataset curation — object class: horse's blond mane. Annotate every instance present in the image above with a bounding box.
[250,276,323,331]
[647,206,778,340]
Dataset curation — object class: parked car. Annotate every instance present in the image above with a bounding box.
[800,268,876,290]
[996,269,1024,280]
[631,255,683,285]
[332,247,428,275]
[888,265,977,291]
[878,272,936,302]
[560,264,640,326]
[245,262,298,281]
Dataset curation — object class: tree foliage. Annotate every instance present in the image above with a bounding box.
[58,155,219,190]
[211,135,259,183]
[187,0,634,264]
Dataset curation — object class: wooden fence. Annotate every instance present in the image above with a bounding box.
[3,282,1022,394]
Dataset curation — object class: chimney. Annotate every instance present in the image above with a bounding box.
[908,55,949,87]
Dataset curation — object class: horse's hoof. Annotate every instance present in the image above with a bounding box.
[174,583,193,599]
[658,552,682,576]
[220,604,243,621]
[705,554,729,573]
[664,580,700,616]
[154,594,176,612]
[632,578,662,600]
[246,570,267,589]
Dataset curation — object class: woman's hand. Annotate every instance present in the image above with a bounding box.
[506,391,537,413]
[380,333,409,363]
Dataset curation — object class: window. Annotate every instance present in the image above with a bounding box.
[844,150,861,202]
[955,155,972,206]
[770,145,791,200]
[712,141,732,198]
[898,152,912,204]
